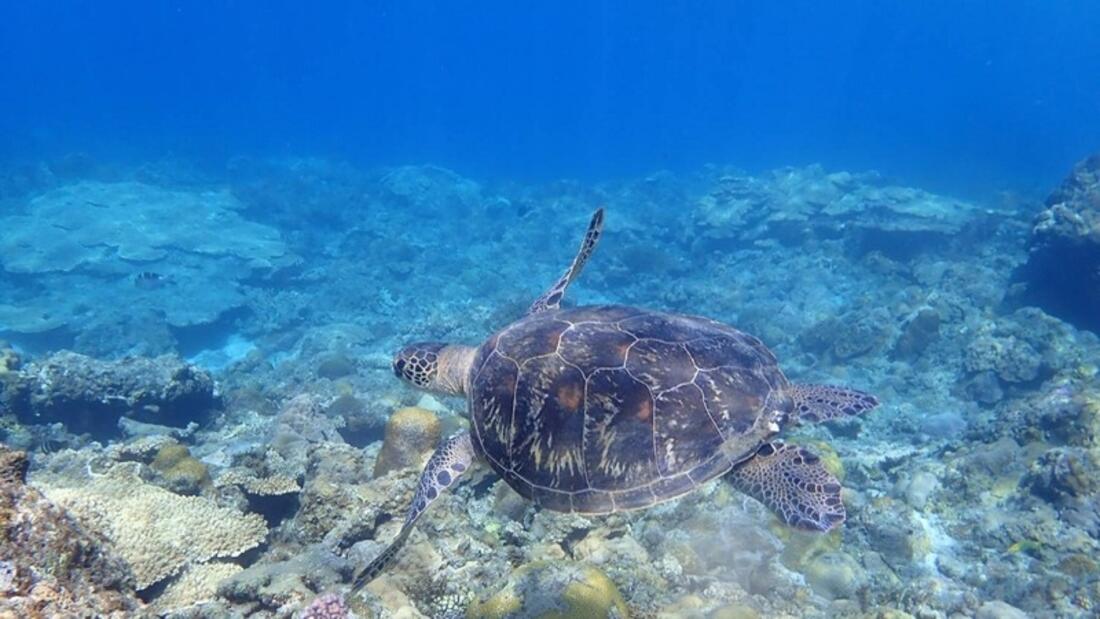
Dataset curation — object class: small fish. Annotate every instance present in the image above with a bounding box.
[133,271,170,289]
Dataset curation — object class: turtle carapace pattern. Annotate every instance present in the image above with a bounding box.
[470,304,790,514]
[352,209,880,591]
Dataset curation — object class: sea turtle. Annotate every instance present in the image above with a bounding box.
[352,209,878,589]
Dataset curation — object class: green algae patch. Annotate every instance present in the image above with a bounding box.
[1006,539,1043,557]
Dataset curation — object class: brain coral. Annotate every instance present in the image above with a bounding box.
[36,466,268,590]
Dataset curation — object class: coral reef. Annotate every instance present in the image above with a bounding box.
[6,157,1100,617]
[216,468,301,497]
[317,352,358,380]
[218,546,353,614]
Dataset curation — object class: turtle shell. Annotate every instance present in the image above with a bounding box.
[468,305,791,514]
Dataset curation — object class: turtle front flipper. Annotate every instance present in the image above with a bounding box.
[528,208,605,314]
[351,432,476,591]
[788,383,879,424]
[727,442,845,532]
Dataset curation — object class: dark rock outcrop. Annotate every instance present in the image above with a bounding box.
[1014,153,1100,332]
[0,351,217,437]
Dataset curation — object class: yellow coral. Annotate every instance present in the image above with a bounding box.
[467,561,629,619]
[777,527,843,572]
[151,443,211,492]
[152,443,190,467]
[1007,539,1043,556]
[555,567,630,619]
[467,587,523,619]
[373,407,441,477]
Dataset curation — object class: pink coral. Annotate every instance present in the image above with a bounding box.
[299,592,349,619]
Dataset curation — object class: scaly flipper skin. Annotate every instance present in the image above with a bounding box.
[351,432,476,591]
[727,442,845,532]
[528,208,605,314]
[789,383,879,424]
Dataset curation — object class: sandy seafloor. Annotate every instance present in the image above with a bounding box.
[1,155,1099,619]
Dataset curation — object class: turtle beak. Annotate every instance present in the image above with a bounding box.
[391,356,408,380]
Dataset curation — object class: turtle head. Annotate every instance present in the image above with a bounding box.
[393,342,476,396]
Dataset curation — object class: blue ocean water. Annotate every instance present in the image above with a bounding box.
[2,3,1100,619]
[2,1,1099,196]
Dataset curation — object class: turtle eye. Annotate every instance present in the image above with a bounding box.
[392,358,407,379]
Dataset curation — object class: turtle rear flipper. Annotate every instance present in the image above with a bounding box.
[728,442,845,532]
[352,432,476,591]
[528,208,605,314]
[789,384,879,424]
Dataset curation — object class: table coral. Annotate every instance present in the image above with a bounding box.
[695,164,980,247]
[0,180,286,273]
[35,465,268,590]
[154,562,243,613]
[0,180,294,343]
[216,468,302,496]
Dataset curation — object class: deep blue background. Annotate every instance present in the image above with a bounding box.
[2,1,1098,197]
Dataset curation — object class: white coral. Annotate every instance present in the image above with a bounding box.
[37,467,267,590]
[155,562,243,612]
[216,468,301,495]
